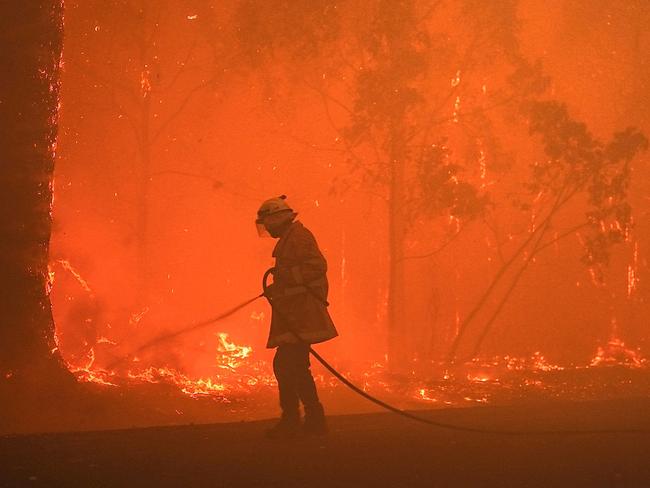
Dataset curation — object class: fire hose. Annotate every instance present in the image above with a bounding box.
[107,270,649,436]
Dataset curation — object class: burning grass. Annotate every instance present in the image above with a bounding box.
[62,332,649,414]
[3,331,649,436]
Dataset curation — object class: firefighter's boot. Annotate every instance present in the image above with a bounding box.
[303,402,328,436]
[265,413,300,439]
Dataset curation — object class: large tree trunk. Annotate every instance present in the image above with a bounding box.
[0,1,73,385]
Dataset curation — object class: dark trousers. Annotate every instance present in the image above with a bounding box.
[273,343,322,419]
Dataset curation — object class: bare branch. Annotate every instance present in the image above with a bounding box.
[399,221,467,261]
[307,81,371,170]
[533,222,590,256]
[482,215,507,265]
[163,37,199,93]
[151,77,216,142]
[446,182,571,362]
[300,77,353,115]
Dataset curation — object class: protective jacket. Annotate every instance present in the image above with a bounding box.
[266,221,338,348]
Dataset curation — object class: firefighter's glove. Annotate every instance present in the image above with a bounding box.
[263,267,277,300]
[263,282,277,300]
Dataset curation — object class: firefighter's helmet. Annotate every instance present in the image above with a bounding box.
[256,195,293,222]
[256,195,296,236]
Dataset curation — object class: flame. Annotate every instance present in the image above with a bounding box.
[57,259,93,293]
[97,336,117,345]
[49,268,647,410]
[140,69,152,98]
[64,342,648,410]
[216,332,253,371]
[129,307,150,326]
[627,241,639,298]
[62,331,274,398]
[467,373,493,383]
[48,257,646,411]
[416,388,438,402]
[127,367,227,398]
[51,329,61,355]
[47,265,56,296]
[450,70,461,88]
[478,148,487,183]
[589,336,646,369]
[453,95,461,122]
[68,348,118,387]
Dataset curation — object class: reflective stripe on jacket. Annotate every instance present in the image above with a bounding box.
[266,221,338,348]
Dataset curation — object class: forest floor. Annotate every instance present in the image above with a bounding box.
[3,363,650,437]
[2,397,650,488]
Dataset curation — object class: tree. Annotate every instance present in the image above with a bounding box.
[339,0,497,365]
[447,100,648,362]
[337,1,643,366]
[0,1,73,385]
[63,0,224,305]
[234,0,503,366]
[228,0,650,367]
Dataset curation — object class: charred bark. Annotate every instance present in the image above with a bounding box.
[0,1,73,385]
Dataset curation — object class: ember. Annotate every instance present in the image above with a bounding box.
[590,337,646,369]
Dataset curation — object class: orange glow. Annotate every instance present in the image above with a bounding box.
[48,0,649,421]
[628,241,639,298]
[57,259,93,294]
[590,337,646,369]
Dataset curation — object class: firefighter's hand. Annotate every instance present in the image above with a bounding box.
[263,282,277,300]
[262,267,277,299]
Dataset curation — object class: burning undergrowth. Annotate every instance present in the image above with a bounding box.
[4,297,645,436]
[61,330,649,416]
[65,332,276,400]
[47,257,649,424]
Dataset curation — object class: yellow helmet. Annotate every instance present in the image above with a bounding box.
[255,195,296,237]
[255,195,294,224]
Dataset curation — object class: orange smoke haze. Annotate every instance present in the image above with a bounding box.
[50,0,649,398]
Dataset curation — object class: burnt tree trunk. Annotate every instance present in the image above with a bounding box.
[0,1,73,385]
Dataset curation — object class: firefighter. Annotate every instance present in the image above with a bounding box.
[256,195,338,438]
